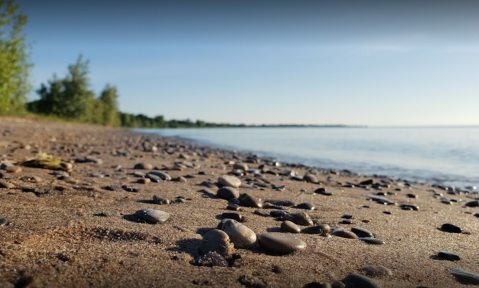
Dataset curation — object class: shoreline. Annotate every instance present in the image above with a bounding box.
[1,119,479,287]
[135,128,478,193]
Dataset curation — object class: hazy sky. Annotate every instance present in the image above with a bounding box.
[16,0,479,126]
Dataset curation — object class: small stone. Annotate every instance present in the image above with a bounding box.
[342,214,353,219]
[147,171,171,181]
[174,176,187,183]
[138,178,151,184]
[303,174,319,183]
[303,283,332,288]
[0,216,9,226]
[351,227,373,238]
[406,193,418,198]
[449,268,479,285]
[153,196,170,205]
[145,173,162,182]
[227,203,241,211]
[135,209,169,223]
[239,193,262,208]
[0,180,14,189]
[340,220,352,224]
[314,187,333,196]
[233,163,249,171]
[360,179,374,185]
[284,212,313,226]
[238,275,266,288]
[438,251,460,261]
[272,265,283,274]
[302,224,331,235]
[198,229,234,256]
[400,204,419,211]
[218,175,241,188]
[295,202,315,210]
[265,199,295,207]
[358,237,385,245]
[134,162,153,170]
[465,200,479,207]
[281,221,301,233]
[222,212,243,222]
[5,165,21,173]
[217,187,240,200]
[331,228,358,239]
[361,265,392,277]
[441,223,462,233]
[220,219,257,249]
[258,232,306,254]
[342,273,381,288]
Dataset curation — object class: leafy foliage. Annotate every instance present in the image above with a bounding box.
[0,0,32,114]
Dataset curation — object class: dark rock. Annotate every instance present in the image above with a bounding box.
[358,238,385,245]
[239,193,262,208]
[449,268,479,285]
[284,212,313,226]
[217,187,240,200]
[295,202,315,210]
[441,223,462,233]
[314,187,332,196]
[342,273,381,288]
[351,227,373,238]
[438,251,460,261]
[302,224,330,235]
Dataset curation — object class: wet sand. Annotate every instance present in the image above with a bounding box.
[1,118,478,288]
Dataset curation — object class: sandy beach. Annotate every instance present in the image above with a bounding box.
[1,118,478,288]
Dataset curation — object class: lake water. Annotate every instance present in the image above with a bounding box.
[135,127,479,190]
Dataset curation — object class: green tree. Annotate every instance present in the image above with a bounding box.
[34,55,96,121]
[97,84,120,126]
[0,0,32,114]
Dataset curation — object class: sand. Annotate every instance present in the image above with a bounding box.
[0,118,478,288]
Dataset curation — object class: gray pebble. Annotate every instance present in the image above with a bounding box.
[258,232,306,254]
[217,187,240,200]
[303,174,319,183]
[239,193,263,208]
[438,251,460,261]
[135,209,169,223]
[221,219,257,249]
[0,216,9,226]
[148,171,171,181]
[361,265,392,277]
[218,175,241,188]
[342,273,381,288]
[134,162,153,170]
[358,237,385,245]
[449,268,479,285]
[351,227,373,238]
[284,212,313,226]
[153,196,170,205]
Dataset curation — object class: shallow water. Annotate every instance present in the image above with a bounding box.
[135,127,479,190]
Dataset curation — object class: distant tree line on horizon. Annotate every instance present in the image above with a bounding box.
[1,0,354,129]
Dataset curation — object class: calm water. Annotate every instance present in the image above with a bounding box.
[135,127,479,190]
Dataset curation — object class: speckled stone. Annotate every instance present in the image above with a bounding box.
[258,232,306,254]
[281,221,301,233]
[135,209,169,223]
[218,175,241,188]
[147,171,171,181]
[221,219,257,249]
[217,187,240,200]
[198,229,234,256]
[361,265,392,277]
[152,196,170,205]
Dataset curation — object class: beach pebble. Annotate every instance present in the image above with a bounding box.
[0,180,14,189]
[437,251,460,261]
[153,196,170,205]
[295,202,315,210]
[281,221,301,233]
[351,227,373,238]
[314,187,332,196]
[135,209,169,223]
[217,187,240,200]
[218,175,241,188]
[198,229,234,256]
[342,273,381,288]
[239,193,262,208]
[342,214,353,219]
[227,203,241,211]
[233,163,249,171]
[0,216,9,226]
[284,212,313,226]
[303,282,332,288]
[138,178,151,184]
[358,238,385,245]
[331,228,359,239]
[220,219,257,249]
[5,165,21,173]
[148,171,171,181]
[465,200,479,207]
[265,199,295,207]
[441,223,462,233]
[449,268,479,285]
[303,174,319,183]
[361,265,392,277]
[222,212,243,222]
[134,162,153,170]
[196,251,229,267]
[302,224,330,235]
[400,204,419,211]
[258,232,306,254]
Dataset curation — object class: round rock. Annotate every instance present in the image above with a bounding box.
[281,221,301,233]
[217,187,240,200]
[361,265,393,277]
[134,162,153,170]
[441,223,462,233]
[198,229,234,256]
[218,175,241,188]
[303,174,319,183]
[258,232,306,254]
[221,219,257,249]
[239,193,262,208]
[153,196,170,205]
[135,209,169,223]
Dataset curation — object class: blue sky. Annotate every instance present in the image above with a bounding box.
[16,0,479,126]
